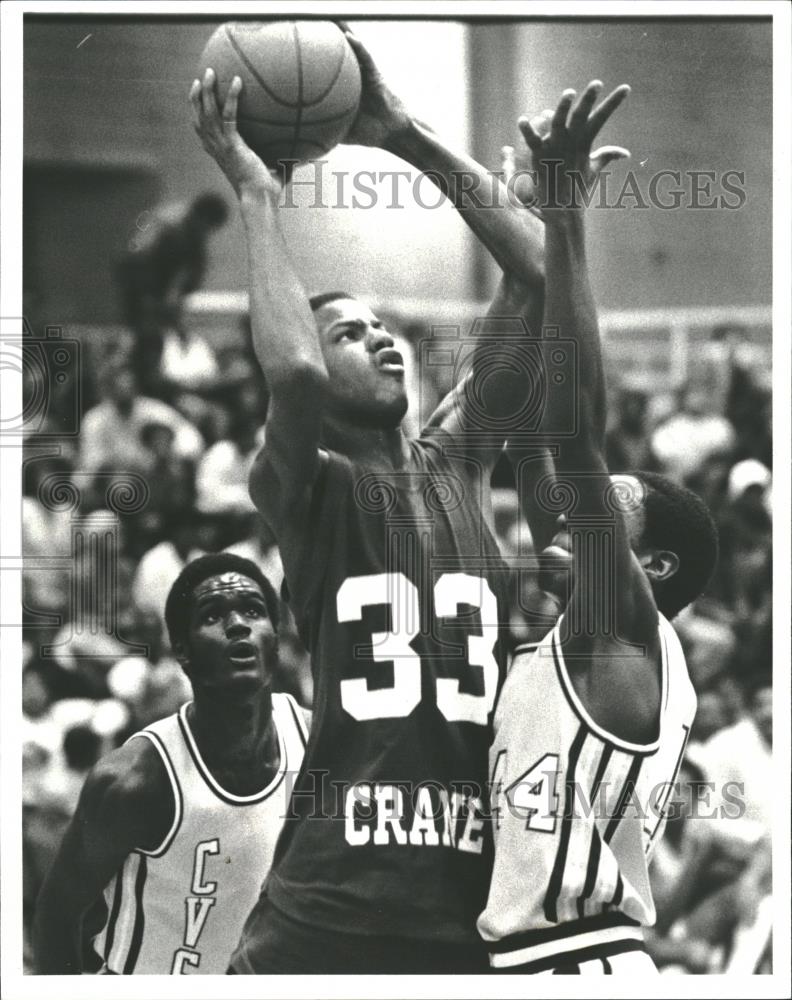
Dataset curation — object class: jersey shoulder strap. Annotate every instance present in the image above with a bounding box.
[125,714,184,857]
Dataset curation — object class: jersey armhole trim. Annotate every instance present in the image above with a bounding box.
[282,692,309,747]
[127,731,183,858]
[551,629,664,757]
[512,643,539,658]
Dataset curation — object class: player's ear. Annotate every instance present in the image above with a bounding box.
[172,641,191,674]
[639,549,679,582]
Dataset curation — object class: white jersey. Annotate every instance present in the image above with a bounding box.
[93,693,307,974]
[478,614,695,973]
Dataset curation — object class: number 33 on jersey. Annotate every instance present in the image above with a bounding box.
[337,570,499,724]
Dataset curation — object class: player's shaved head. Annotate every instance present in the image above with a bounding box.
[309,290,355,312]
[634,471,719,619]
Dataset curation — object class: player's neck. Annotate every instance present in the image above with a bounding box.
[187,690,279,789]
[322,416,410,469]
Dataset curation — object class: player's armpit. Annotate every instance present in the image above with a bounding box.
[249,380,325,531]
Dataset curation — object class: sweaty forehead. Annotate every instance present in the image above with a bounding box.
[192,573,262,601]
[315,298,375,334]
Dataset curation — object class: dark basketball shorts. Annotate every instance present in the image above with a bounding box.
[228,894,490,975]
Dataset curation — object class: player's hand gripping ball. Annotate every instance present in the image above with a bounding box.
[197,20,362,164]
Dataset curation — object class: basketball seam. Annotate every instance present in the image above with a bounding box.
[236,102,359,128]
[224,23,300,109]
[246,136,332,154]
[300,27,349,108]
[290,23,304,161]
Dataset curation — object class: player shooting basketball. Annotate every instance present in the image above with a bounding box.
[188,26,629,973]
[478,82,719,974]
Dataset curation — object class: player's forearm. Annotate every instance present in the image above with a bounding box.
[238,186,329,390]
[32,897,83,974]
[386,118,544,285]
[541,213,606,450]
[476,270,544,429]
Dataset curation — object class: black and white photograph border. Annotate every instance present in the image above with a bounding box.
[1,1,790,998]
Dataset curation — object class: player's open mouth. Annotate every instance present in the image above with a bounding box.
[227,641,258,664]
[376,348,405,374]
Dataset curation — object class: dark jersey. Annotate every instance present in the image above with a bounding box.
[267,428,510,944]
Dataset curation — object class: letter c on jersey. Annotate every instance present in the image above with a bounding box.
[345,784,372,845]
[191,839,220,895]
[172,948,200,974]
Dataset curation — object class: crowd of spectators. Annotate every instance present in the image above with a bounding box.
[20,200,773,973]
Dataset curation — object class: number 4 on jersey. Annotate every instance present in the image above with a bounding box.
[505,753,561,834]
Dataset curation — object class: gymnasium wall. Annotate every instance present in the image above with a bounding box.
[501,19,772,311]
[23,17,771,324]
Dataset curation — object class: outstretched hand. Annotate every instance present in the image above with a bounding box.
[337,23,411,148]
[189,69,287,198]
[517,81,631,213]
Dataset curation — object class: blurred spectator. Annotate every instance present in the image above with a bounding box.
[683,450,732,519]
[697,678,772,850]
[46,623,134,701]
[23,689,126,807]
[131,421,199,557]
[710,324,773,469]
[647,750,772,974]
[715,460,772,618]
[606,378,659,472]
[130,510,207,627]
[159,325,220,393]
[107,606,191,728]
[22,664,60,805]
[116,192,228,394]
[38,724,103,817]
[688,690,727,745]
[710,674,746,727]
[727,458,772,511]
[24,715,117,944]
[646,759,717,973]
[675,611,736,691]
[651,384,735,482]
[226,516,284,595]
[214,339,257,389]
[22,454,73,621]
[196,380,266,516]
[79,363,204,473]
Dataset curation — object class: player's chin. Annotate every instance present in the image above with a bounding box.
[370,389,409,428]
[223,656,269,686]
[219,670,269,698]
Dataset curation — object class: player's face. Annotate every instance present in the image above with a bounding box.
[314,298,409,428]
[183,573,277,697]
[538,475,647,600]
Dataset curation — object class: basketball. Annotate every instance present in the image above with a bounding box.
[197,21,362,164]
